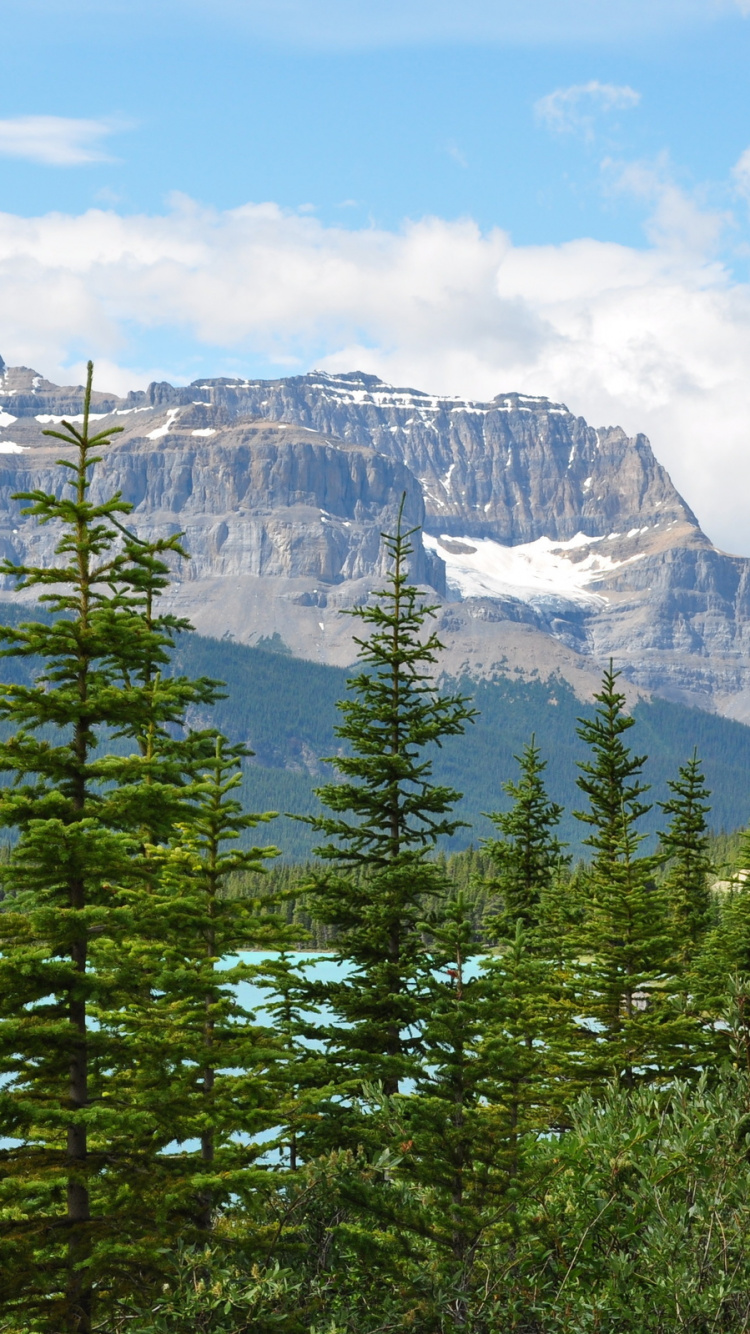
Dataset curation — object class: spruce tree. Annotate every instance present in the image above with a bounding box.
[304,500,475,1106]
[659,751,713,963]
[481,734,568,942]
[109,528,215,843]
[692,826,750,1049]
[346,902,566,1329]
[573,664,694,1087]
[383,895,515,1329]
[0,364,214,1331]
[250,950,323,1175]
[116,733,285,1241]
[480,738,578,1129]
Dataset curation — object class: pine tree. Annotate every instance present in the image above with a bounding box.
[250,950,324,1175]
[481,734,568,943]
[304,499,475,1110]
[389,895,516,1329]
[480,738,579,1131]
[0,364,214,1331]
[692,824,750,1051]
[115,733,285,1241]
[573,664,695,1087]
[659,750,713,963]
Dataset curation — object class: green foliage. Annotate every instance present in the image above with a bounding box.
[519,1075,750,1333]
[227,847,496,950]
[0,366,275,1331]
[659,750,713,961]
[113,1247,304,1333]
[693,834,750,1033]
[4,370,750,1333]
[0,364,217,1329]
[303,505,475,1102]
[481,734,569,942]
[107,735,286,1242]
[384,896,520,1322]
[573,665,700,1087]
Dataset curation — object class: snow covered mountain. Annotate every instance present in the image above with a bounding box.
[0,360,749,720]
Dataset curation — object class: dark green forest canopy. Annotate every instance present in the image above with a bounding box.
[1,601,748,859]
[175,631,750,858]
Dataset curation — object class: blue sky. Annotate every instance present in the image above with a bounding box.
[1,0,750,549]
[3,0,749,245]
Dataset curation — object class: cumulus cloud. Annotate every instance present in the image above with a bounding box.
[535,81,641,139]
[1,195,750,554]
[0,116,126,166]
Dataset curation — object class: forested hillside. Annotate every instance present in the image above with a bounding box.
[173,631,750,858]
[2,597,747,859]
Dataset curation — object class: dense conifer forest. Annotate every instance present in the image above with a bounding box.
[5,591,750,861]
[3,368,750,1332]
[174,634,750,859]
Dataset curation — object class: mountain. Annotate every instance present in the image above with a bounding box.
[1,361,749,719]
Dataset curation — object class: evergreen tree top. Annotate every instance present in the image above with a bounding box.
[574,661,651,867]
[311,499,476,867]
[482,734,569,939]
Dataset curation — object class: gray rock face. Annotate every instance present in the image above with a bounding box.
[198,373,696,546]
[2,360,750,717]
[0,413,442,597]
[0,368,696,543]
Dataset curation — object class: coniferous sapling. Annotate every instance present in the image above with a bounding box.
[574,663,693,1087]
[482,734,568,943]
[659,750,713,963]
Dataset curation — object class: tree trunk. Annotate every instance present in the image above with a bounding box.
[67,930,91,1333]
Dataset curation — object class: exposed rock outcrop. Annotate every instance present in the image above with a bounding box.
[1,361,750,717]
[0,413,443,599]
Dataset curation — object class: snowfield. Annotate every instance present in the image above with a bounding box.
[423,531,645,608]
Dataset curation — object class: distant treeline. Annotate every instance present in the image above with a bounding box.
[173,633,750,858]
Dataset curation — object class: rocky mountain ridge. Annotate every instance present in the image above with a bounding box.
[0,361,749,719]
[0,364,697,543]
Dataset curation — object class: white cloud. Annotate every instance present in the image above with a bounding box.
[185,0,750,45]
[605,154,729,254]
[0,116,125,166]
[1,195,750,555]
[733,146,750,197]
[445,140,469,169]
[8,0,744,45]
[535,81,641,139]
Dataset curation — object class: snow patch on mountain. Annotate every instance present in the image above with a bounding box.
[35,412,108,424]
[147,408,181,440]
[423,531,645,608]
